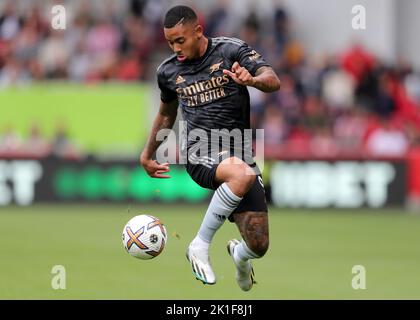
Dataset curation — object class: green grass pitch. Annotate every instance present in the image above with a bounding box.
[0,204,419,299]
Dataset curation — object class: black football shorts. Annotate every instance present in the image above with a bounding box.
[185,150,268,221]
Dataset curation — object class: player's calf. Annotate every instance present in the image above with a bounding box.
[233,211,269,257]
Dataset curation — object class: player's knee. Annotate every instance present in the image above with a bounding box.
[218,157,256,195]
[230,175,255,197]
[225,169,255,197]
[237,172,256,191]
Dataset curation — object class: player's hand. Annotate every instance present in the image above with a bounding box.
[223,62,256,87]
[140,158,171,179]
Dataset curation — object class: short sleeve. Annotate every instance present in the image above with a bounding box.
[236,43,271,76]
[157,69,178,103]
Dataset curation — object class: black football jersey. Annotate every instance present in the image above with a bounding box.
[156,37,271,156]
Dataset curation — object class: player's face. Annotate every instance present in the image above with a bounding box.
[164,22,203,62]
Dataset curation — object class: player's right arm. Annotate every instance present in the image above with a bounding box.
[140,98,178,178]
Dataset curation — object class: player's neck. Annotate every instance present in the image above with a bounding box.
[197,37,209,59]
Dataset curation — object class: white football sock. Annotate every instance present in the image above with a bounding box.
[233,240,260,268]
[193,183,242,246]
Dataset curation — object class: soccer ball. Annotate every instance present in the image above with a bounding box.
[122,215,167,260]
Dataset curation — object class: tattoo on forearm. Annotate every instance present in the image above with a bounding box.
[142,101,178,158]
[253,66,280,92]
[145,116,174,154]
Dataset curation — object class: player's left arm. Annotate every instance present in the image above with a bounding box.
[223,62,281,92]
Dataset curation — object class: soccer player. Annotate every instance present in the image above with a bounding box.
[140,5,280,291]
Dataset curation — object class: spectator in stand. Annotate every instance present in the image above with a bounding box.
[66,2,93,57]
[333,107,369,152]
[404,70,420,105]
[405,122,420,147]
[23,124,51,157]
[295,56,323,98]
[261,104,288,147]
[301,94,329,133]
[229,0,274,38]
[119,16,151,80]
[116,50,142,81]
[282,40,305,72]
[205,0,230,38]
[19,6,47,81]
[272,6,289,54]
[38,30,70,78]
[129,0,149,18]
[374,72,397,117]
[341,43,376,83]
[365,117,409,156]
[322,60,355,110]
[0,56,30,87]
[51,124,82,159]
[268,74,301,127]
[0,39,11,70]
[0,1,22,41]
[67,37,90,82]
[13,19,41,64]
[141,0,168,46]
[0,125,22,153]
[310,125,338,157]
[248,86,267,129]
[238,13,263,54]
[284,124,311,155]
[398,58,420,105]
[341,43,379,112]
[85,15,121,81]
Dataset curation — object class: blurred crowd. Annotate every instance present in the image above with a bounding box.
[0,123,82,159]
[1,0,420,158]
[0,0,157,84]
[255,43,420,158]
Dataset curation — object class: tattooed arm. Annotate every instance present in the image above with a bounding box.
[252,66,281,93]
[223,63,281,93]
[140,99,178,178]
